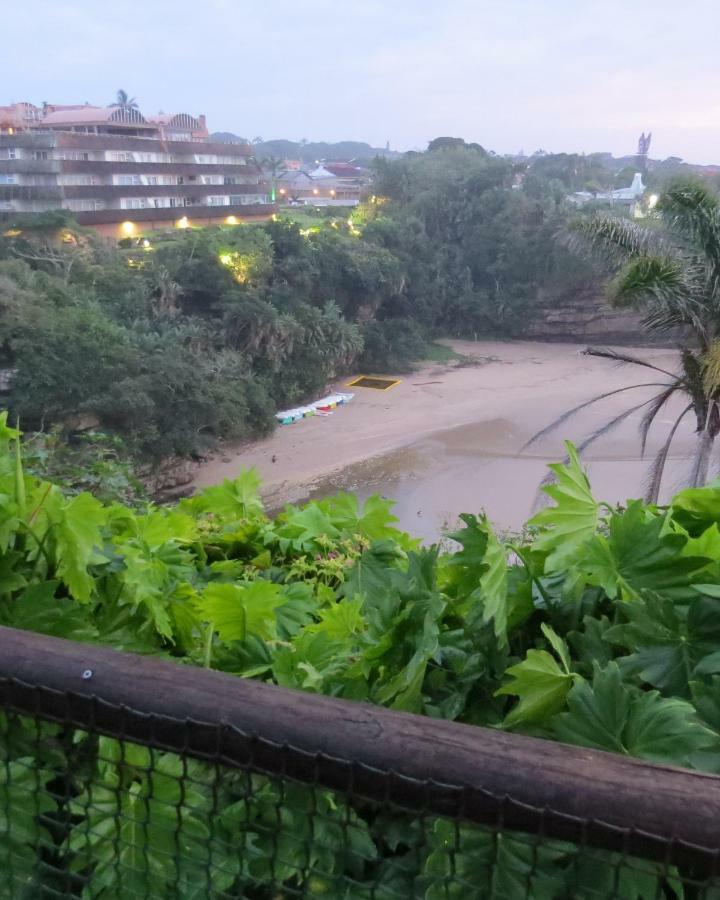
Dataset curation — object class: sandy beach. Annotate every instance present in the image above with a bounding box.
[193,340,696,539]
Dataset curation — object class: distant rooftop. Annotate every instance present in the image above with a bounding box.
[0,102,209,140]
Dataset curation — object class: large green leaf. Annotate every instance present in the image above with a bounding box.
[553,663,715,765]
[605,593,720,696]
[423,819,569,900]
[198,581,285,642]
[44,490,107,602]
[183,469,264,521]
[273,502,342,552]
[444,513,490,600]
[70,740,226,897]
[476,520,508,644]
[580,501,708,602]
[529,442,601,570]
[316,492,407,542]
[671,483,720,536]
[496,626,577,727]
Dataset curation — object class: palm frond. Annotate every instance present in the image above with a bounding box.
[609,255,691,310]
[644,403,693,503]
[567,216,661,265]
[702,341,720,397]
[536,396,658,495]
[582,347,678,379]
[660,179,720,249]
[639,384,679,457]
[521,382,671,452]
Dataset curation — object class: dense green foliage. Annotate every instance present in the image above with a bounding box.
[0,219,371,458]
[2,418,720,895]
[0,143,601,464]
[369,143,593,337]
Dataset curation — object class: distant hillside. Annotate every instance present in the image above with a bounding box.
[210,134,402,164]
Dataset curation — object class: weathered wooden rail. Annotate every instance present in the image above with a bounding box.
[1,625,719,874]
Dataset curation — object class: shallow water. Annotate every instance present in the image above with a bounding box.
[297,418,690,543]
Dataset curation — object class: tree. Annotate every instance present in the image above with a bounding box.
[111,90,138,111]
[528,178,720,499]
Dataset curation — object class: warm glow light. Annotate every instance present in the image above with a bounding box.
[121,221,135,235]
[648,194,659,209]
[142,239,151,249]
[313,188,319,195]
[2,228,22,237]
[7,128,14,135]
[225,215,238,225]
[177,216,189,229]
[279,188,286,195]
[330,189,336,196]
[220,253,232,265]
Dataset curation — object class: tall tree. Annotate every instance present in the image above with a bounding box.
[111,90,138,111]
[529,178,720,499]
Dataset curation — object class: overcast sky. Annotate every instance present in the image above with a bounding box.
[3,0,720,163]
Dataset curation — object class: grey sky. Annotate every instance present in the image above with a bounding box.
[4,0,720,163]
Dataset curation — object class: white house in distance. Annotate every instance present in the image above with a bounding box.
[571,172,648,208]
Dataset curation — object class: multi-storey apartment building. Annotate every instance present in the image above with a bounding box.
[0,103,274,237]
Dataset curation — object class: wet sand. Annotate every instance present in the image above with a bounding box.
[193,340,696,541]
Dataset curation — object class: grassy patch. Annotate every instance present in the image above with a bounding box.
[424,342,466,364]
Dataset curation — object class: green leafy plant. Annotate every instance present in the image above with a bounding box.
[1,423,720,896]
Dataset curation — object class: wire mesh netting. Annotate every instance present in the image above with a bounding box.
[2,695,720,900]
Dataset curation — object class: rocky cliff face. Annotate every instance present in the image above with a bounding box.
[521,289,674,345]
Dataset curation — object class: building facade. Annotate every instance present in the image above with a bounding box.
[0,104,274,237]
[276,163,368,206]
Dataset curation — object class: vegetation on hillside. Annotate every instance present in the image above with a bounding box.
[0,144,597,467]
[1,421,720,894]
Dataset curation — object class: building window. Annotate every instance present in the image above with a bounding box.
[7,149,18,160]
[209,196,229,206]
[33,150,48,161]
[118,175,141,186]
[0,175,17,184]
[146,176,158,185]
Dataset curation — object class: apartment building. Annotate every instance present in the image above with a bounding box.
[0,103,275,237]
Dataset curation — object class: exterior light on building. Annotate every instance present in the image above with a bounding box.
[330,189,336,196]
[7,128,14,135]
[121,221,135,236]
[313,188,319,195]
[142,239,151,249]
[176,216,189,229]
[225,215,238,225]
[279,188,286,195]
[648,194,659,209]
[220,253,233,265]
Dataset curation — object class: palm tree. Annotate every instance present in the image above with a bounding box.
[111,90,138,111]
[260,157,287,203]
[526,178,720,500]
